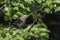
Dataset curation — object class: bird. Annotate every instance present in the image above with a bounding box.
[13,15,29,27]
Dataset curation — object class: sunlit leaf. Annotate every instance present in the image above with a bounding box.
[52,0,60,4]
[11,2,19,6]
[45,0,52,6]
[55,6,60,11]
[13,15,18,19]
[36,0,42,3]
[24,0,34,4]
[26,7,30,12]
[13,7,18,10]
[40,28,49,32]
[44,8,50,13]
[16,11,24,16]
[19,3,25,9]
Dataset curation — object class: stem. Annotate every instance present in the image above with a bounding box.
[8,21,12,32]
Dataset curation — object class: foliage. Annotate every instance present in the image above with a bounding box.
[0,24,49,40]
[0,0,60,40]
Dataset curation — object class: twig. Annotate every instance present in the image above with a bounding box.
[0,4,5,10]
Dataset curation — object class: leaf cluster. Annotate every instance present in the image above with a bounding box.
[0,0,60,40]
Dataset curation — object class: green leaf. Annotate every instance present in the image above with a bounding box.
[45,0,52,6]
[4,16,9,21]
[55,6,60,11]
[24,0,34,4]
[11,2,19,7]
[4,7,11,16]
[13,15,18,19]
[13,7,18,10]
[20,36,24,40]
[36,0,42,3]
[26,7,30,12]
[19,3,25,9]
[40,33,49,39]
[40,28,49,32]
[16,11,24,16]
[0,37,3,40]
[44,8,50,13]
[52,0,60,4]
[4,7,9,11]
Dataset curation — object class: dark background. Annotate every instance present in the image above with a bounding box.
[43,11,60,40]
